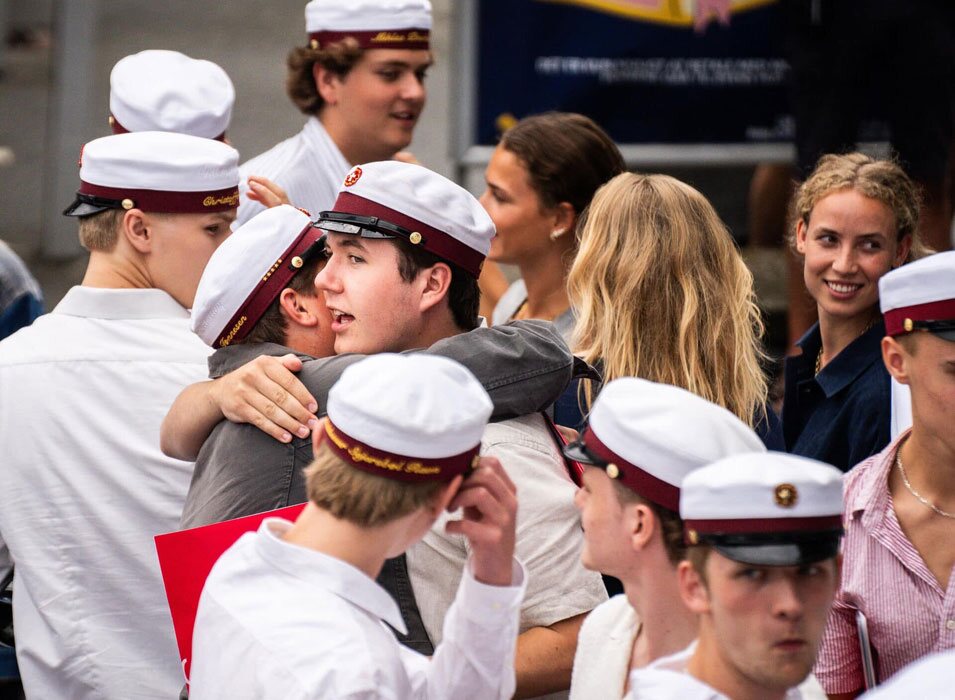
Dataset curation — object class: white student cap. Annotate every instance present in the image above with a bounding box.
[323,354,493,482]
[109,50,235,140]
[562,378,766,511]
[681,452,844,567]
[192,205,325,348]
[305,0,432,50]
[63,132,240,217]
[880,251,955,342]
[317,161,494,278]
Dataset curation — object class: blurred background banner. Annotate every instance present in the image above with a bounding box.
[473,0,791,148]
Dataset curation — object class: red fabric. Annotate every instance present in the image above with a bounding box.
[78,181,239,213]
[216,224,323,347]
[684,515,844,535]
[154,504,305,684]
[308,28,429,49]
[883,298,955,336]
[330,191,485,277]
[322,419,478,483]
[581,425,681,511]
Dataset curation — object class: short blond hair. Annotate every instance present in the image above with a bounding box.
[792,153,929,261]
[304,438,445,527]
[77,209,123,252]
[569,173,768,427]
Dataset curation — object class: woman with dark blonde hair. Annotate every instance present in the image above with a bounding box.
[479,112,625,342]
[567,172,779,446]
[784,152,927,470]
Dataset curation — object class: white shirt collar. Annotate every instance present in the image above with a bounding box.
[254,518,408,635]
[53,286,190,320]
[303,117,352,176]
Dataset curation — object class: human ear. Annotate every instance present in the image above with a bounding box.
[418,263,452,314]
[677,560,711,614]
[313,63,343,106]
[629,503,656,552]
[894,234,912,267]
[881,336,911,385]
[123,209,152,254]
[279,288,320,328]
[310,418,326,453]
[794,217,809,255]
[549,202,576,241]
[432,474,464,517]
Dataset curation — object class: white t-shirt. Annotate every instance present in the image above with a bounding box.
[190,518,527,700]
[236,116,351,226]
[0,286,211,700]
[570,594,641,699]
[406,413,608,700]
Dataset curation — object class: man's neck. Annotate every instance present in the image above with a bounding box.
[898,428,955,502]
[282,503,395,580]
[82,251,151,291]
[318,111,393,167]
[687,633,787,700]
[623,562,697,667]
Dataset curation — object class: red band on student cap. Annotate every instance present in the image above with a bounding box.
[323,420,478,483]
[308,28,430,50]
[330,191,486,277]
[78,181,239,214]
[109,114,227,142]
[581,426,681,512]
[216,223,323,348]
[884,298,955,336]
[683,515,844,536]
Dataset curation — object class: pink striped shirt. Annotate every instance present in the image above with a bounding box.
[814,430,955,693]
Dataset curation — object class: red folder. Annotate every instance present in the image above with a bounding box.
[154,504,306,684]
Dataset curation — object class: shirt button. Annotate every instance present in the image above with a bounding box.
[946,619,955,631]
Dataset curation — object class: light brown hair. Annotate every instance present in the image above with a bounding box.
[569,173,768,427]
[77,209,123,252]
[286,39,364,115]
[792,152,929,261]
[304,438,445,527]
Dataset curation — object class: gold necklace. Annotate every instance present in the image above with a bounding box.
[896,452,955,519]
[815,318,877,376]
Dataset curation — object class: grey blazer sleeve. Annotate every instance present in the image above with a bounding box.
[296,320,573,419]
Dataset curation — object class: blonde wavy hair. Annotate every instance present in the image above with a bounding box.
[791,152,929,261]
[568,173,768,426]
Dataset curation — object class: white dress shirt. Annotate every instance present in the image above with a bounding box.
[236,116,351,226]
[0,286,211,699]
[626,642,807,700]
[407,414,608,700]
[190,518,527,700]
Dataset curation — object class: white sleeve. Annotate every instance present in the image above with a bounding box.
[0,535,11,583]
[402,559,526,700]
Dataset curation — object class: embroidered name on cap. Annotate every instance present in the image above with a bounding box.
[344,167,362,187]
[203,191,240,207]
[325,421,441,477]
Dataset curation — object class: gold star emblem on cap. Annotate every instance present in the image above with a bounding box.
[606,463,620,479]
[774,483,798,508]
[904,318,914,332]
[291,256,304,269]
[409,232,422,245]
[121,198,134,210]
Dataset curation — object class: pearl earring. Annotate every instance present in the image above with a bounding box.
[549,228,566,241]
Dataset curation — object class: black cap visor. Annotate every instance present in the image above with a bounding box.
[562,438,605,467]
[63,193,123,218]
[317,211,417,242]
[705,530,842,567]
[909,319,955,343]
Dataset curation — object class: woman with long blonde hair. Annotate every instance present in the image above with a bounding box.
[566,172,777,444]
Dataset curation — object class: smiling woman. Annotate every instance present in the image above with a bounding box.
[782,153,930,470]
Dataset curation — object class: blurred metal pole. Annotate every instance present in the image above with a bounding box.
[40,0,97,260]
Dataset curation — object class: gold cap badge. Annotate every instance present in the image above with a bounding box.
[904,318,914,332]
[686,529,699,545]
[309,39,320,50]
[606,463,620,479]
[409,231,422,245]
[774,483,798,508]
[291,256,303,269]
[121,198,134,210]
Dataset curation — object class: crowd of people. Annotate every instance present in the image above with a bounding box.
[0,0,953,698]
